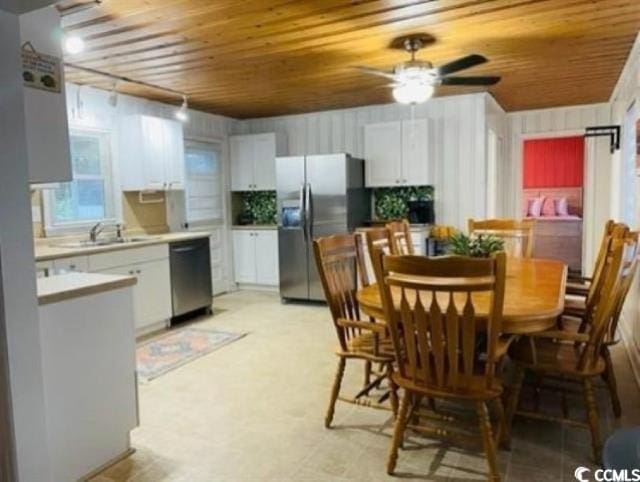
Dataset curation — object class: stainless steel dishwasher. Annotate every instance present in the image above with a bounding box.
[169,237,212,321]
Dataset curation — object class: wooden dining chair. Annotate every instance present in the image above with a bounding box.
[566,220,616,295]
[385,220,415,255]
[313,234,397,428]
[562,224,629,333]
[373,250,509,480]
[506,237,629,464]
[561,229,638,418]
[468,218,535,258]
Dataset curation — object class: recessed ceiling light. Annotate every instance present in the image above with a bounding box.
[64,35,85,55]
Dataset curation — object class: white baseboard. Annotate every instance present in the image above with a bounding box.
[135,319,169,339]
[619,314,640,391]
[235,283,279,293]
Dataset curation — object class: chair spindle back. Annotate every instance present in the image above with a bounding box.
[386,220,415,255]
[579,238,628,372]
[374,251,507,394]
[313,234,365,351]
[468,218,535,258]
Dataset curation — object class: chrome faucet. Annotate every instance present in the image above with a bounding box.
[89,222,104,243]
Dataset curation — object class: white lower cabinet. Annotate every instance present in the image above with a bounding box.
[53,255,89,274]
[255,230,279,285]
[102,261,171,333]
[89,245,172,333]
[232,229,279,286]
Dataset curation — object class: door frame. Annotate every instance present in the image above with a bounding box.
[518,129,590,273]
[0,254,17,481]
[183,135,233,294]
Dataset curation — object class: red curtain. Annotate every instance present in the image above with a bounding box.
[523,136,584,188]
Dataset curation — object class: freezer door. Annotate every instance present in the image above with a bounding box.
[276,157,309,299]
[306,154,349,301]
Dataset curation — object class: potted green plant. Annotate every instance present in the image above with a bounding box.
[448,232,505,258]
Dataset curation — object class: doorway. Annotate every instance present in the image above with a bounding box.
[521,136,585,274]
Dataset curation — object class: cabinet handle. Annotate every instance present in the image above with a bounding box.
[70,264,76,270]
[129,270,134,275]
[136,269,141,274]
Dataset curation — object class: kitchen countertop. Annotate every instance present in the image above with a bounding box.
[37,272,137,306]
[34,231,212,262]
[231,225,278,231]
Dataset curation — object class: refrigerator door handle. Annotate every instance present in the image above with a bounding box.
[305,183,313,241]
[300,183,307,242]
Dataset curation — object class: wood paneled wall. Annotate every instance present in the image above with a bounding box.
[234,93,493,229]
[610,34,640,389]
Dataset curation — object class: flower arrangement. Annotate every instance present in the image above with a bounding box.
[448,232,505,258]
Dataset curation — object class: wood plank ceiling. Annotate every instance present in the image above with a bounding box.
[59,0,640,119]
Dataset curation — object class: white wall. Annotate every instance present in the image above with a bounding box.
[234,93,493,229]
[0,8,52,482]
[610,34,640,387]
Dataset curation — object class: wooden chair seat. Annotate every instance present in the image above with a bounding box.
[565,280,590,297]
[563,296,586,317]
[392,372,503,401]
[341,331,395,361]
[508,336,605,377]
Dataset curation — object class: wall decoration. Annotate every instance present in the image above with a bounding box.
[373,186,434,220]
[21,43,61,93]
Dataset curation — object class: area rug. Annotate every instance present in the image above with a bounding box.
[136,327,246,383]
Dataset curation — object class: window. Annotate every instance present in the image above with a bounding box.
[46,128,115,231]
[185,140,223,226]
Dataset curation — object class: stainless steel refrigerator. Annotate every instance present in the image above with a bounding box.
[277,153,370,301]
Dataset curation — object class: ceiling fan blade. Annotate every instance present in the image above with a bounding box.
[441,76,501,86]
[436,54,487,76]
[353,66,396,80]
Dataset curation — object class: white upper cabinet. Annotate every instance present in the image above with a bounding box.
[229,133,284,191]
[252,134,278,190]
[119,115,185,191]
[230,136,256,191]
[20,7,72,184]
[164,120,186,189]
[364,121,402,187]
[364,120,429,187]
[401,118,429,185]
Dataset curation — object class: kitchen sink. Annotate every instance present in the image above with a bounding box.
[52,235,161,249]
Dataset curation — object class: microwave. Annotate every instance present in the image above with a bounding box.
[407,200,435,225]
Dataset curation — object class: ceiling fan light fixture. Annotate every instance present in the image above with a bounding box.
[392,81,434,105]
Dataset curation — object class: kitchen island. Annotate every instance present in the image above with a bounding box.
[38,272,138,481]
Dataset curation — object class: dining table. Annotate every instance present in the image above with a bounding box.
[356,257,568,335]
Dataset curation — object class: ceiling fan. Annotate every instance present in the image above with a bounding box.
[355,35,501,105]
